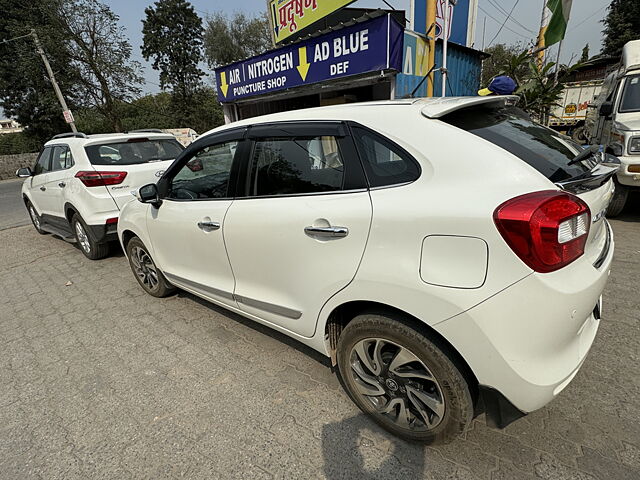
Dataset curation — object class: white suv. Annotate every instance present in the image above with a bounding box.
[17,130,184,259]
[118,97,615,444]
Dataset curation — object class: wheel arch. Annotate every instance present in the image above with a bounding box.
[63,202,80,223]
[120,229,138,251]
[323,300,479,401]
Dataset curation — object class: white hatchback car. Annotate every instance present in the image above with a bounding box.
[118,97,615,444]
[17,130,184,259]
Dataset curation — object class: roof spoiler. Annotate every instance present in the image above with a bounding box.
[421,95,520,119]
[127,129,164,134]
[52,132,87,139]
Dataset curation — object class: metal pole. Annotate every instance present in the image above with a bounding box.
[536,0,549,68]
[426,0,437,97]
[31,29,77,132]
[441,0,449,97]
[553,39,563,85]
[481,16,486,51]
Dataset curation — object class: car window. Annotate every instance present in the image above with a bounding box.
[33,147,52,175]
[442,105,592,183]
[168,141,238,200]
[351,127,420,187]
[85,139,183,166]
[50,146,74,171]
[619,74,640,113]
[247,136,344,196]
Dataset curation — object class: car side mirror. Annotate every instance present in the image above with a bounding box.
[599,101,613,118]
[607,143,623,157]
[138,183,162,208]
[16,167,32,178]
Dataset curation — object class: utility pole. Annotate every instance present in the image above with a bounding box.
[441,0,450,97]
[426,0,436,97]
[535,0,549,68]
[30,29,77,133]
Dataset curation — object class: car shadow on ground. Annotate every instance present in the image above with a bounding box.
[612,191,640,223]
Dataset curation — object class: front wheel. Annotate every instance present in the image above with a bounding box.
[125,237,176,297]
[71,214,109,260]
[26,201,47,235]
[336,314,473,444]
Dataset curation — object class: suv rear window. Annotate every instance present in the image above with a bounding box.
[85,138,184,166]
[442,106,591,182]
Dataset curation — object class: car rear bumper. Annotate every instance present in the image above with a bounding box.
[86,222,119,243]
[435,228,613,416]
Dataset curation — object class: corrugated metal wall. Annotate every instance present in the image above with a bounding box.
[433,42,483,96]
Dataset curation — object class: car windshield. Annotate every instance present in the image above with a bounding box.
[619,74,640,113]
[442,106,592,183]
[85,139,184,166]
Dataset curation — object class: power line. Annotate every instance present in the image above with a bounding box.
[572,5,607,30]
[487,0,523,47]
[478,6,531,41]
[484,0,536,34]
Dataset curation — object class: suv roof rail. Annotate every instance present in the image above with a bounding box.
[128,129,164,134]
[51,132,88,140]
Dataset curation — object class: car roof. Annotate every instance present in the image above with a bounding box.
[44,132,175,147]
[199,96,520,139]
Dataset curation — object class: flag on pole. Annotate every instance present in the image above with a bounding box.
[543,0,573,46]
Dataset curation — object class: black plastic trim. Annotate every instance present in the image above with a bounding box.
[246,121,346,139]
[85,223,118,243]
[478,385,526,429]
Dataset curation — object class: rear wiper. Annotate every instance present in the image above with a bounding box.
[568,145,599,165]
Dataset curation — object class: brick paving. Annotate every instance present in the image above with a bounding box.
[0,206,639,479]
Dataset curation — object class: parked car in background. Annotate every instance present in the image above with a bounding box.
[587,39,640,216]
[17,131,184,259]
[118,96,615,444]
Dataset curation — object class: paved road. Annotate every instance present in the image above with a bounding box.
[0,178,29,231]
[0,198,639,479]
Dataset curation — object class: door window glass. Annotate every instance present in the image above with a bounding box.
[351,127,420,187]
[33,147,52,175]
[169,141,238,199]
[248,136,344,196]
[50,146,74,171]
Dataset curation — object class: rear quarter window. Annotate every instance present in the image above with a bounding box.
[441,106,590,183]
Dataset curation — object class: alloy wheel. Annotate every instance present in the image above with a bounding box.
[130,246,159,290]
[29,206,40,230]
[74,221,91,253]
[349,338,445,431]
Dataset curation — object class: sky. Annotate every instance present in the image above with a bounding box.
[106,0,612,94]
[1,0,613,119]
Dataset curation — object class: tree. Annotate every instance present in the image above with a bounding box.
[580,44,590,63]
[57,0,142,132]
[0,1,78,143]
[481,43,529,87]
[141,0,205,123]
[602,0,640,58]
[204,12,272,68]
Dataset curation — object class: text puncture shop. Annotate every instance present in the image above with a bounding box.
[215,13,404,122]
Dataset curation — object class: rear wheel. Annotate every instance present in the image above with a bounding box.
[71,214,109,260]
[26,201,47,235]
[606,181,628,217]
[126,237,176,298]
[336,314,473,444]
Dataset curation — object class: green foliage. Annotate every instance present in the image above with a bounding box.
[602,0,640,58]
[141,0,205,112]
[481,44,529,86]
[204,12,272,68]
[57,0,143,132]
[0,132,41,155]
[0,1,78,144]
[580,44,590,63]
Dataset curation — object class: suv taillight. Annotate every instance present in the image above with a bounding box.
[75,171,127,187]
[494,190,590,273]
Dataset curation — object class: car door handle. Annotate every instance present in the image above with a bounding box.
[304,226,349,238]
[197,221,220,231]
[39,186,46,191]
[58,182,66,188]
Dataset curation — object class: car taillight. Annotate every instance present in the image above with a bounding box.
[75,171,127,187]
[494,190,591,273]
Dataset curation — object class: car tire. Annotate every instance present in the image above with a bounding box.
[606,182,628,218]
[336,313,473,444]
[71,214,109,260]
[571,125,587,144]
[26,201,47,235]
[126,237,176,298]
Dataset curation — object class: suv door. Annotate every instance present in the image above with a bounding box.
[145,130,248,308]
[27,147,53,216]
[223,122,372,337]
[44,145,75,222]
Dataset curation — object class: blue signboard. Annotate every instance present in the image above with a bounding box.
[215,14,404,103]
[412,0,475,47]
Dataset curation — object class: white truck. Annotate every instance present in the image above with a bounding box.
[549,80,603,143]
[587,40,640,216]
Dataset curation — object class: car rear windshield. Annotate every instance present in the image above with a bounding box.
[441,106,591,183]
[619,74,640,113]
[85,138,184,166]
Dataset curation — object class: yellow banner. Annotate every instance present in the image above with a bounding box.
[268,0,355,44]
